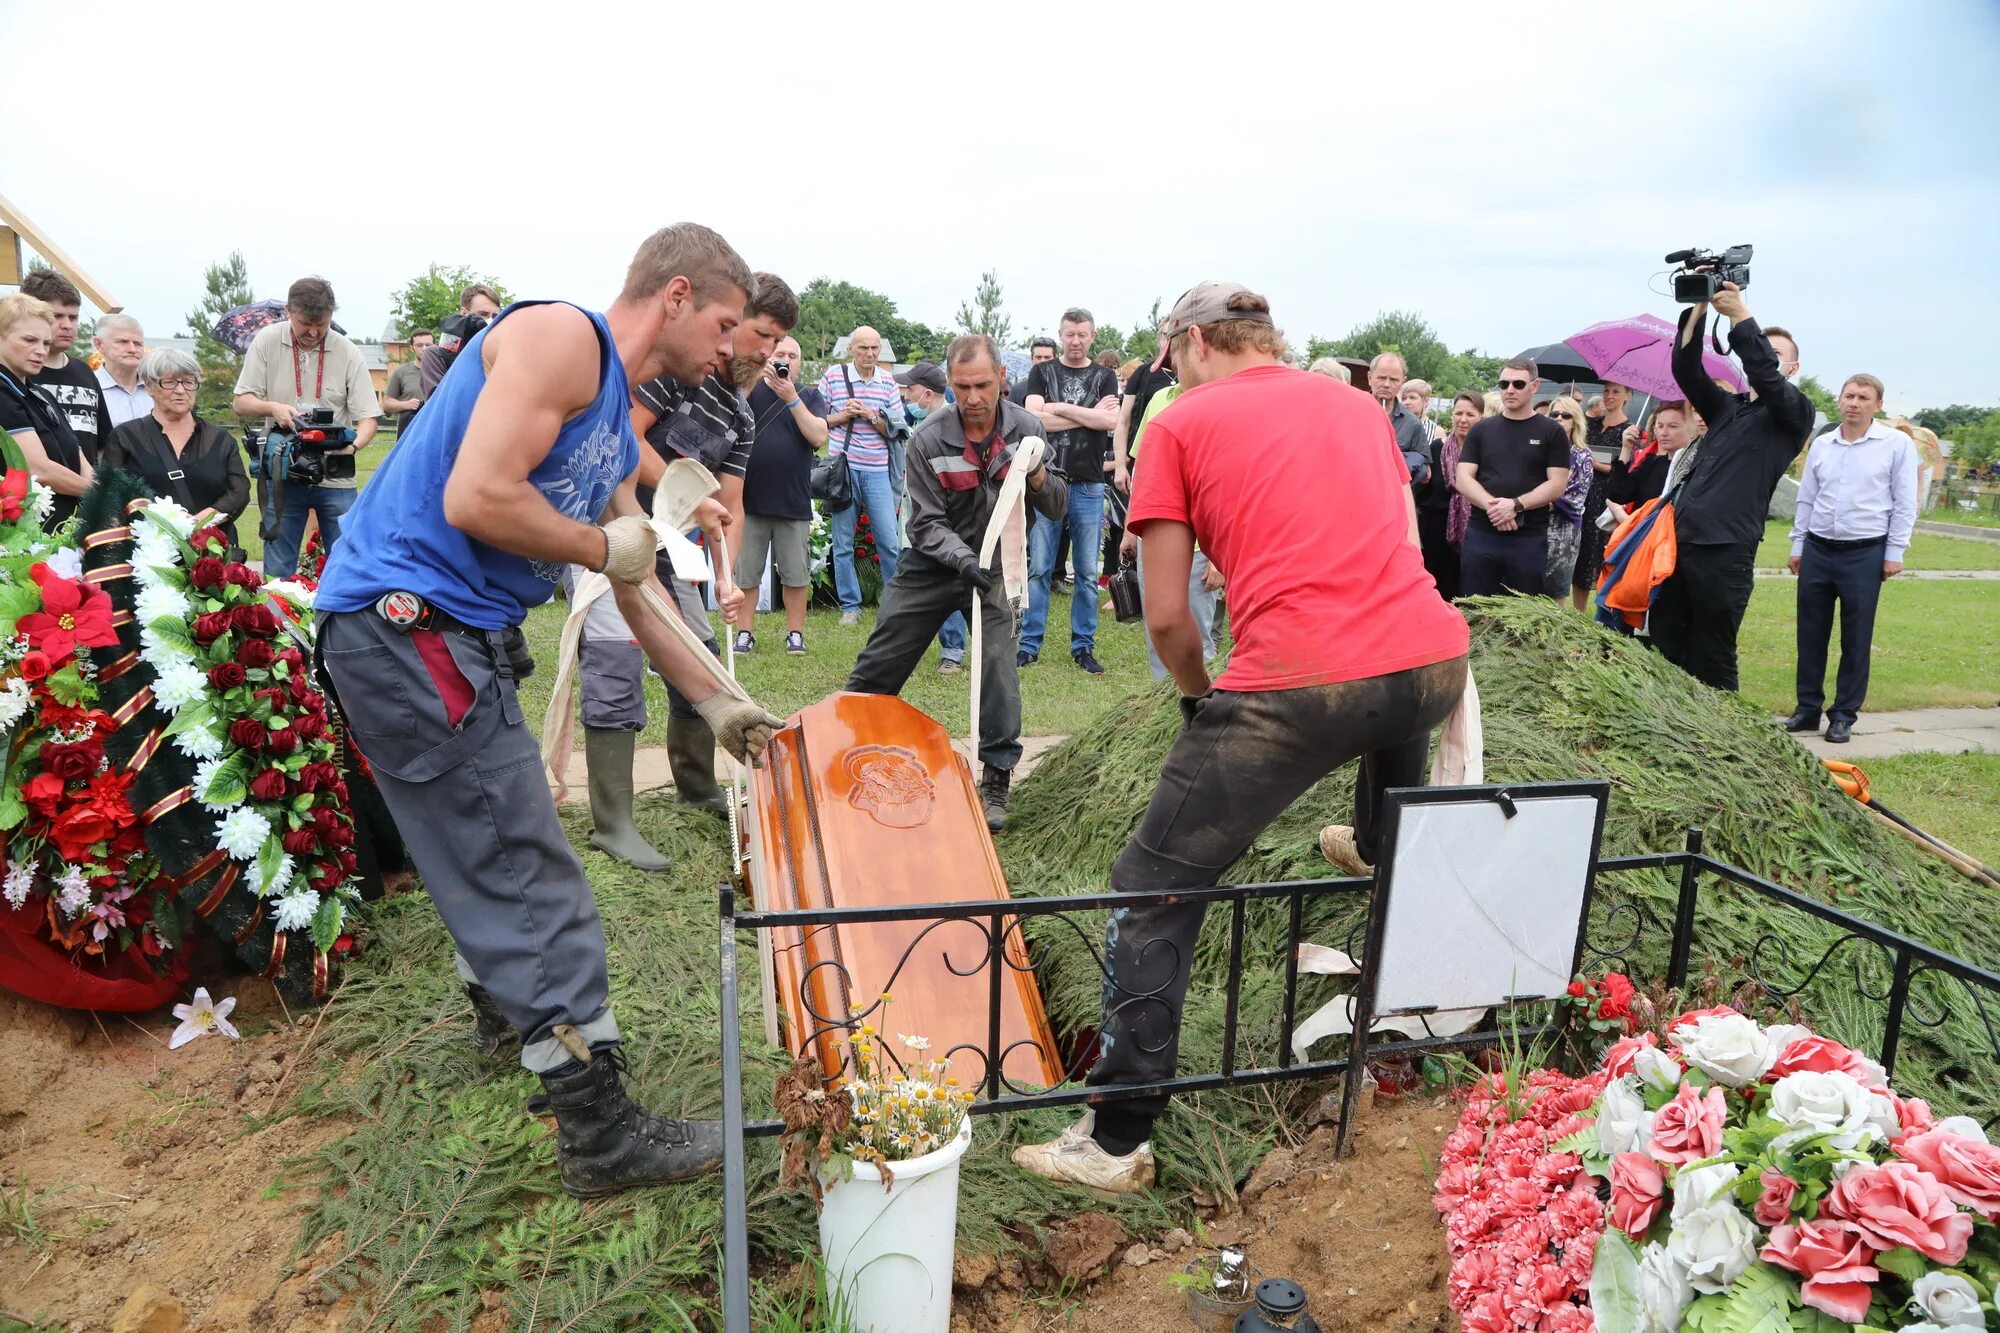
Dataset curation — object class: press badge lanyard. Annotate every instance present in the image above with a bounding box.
[292,339,326,403]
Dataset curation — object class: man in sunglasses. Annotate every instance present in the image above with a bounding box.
[1452,357,1572,597]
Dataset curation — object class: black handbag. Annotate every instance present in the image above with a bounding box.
[1108,557,1144,623]
[810,365,858,513]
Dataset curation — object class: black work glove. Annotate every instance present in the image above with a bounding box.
[1179,695,1203,732]
[957,556,996,595]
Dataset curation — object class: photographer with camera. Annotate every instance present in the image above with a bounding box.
[420,284,505,403]
[232,276,381,577]
[1651,251,1813,691]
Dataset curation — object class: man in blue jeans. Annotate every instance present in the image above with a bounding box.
[816,326,908,625]
[232,276,380,576]
[1020,307,1121,674]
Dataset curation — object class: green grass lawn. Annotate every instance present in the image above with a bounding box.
[1754,519,2000,571]
[1736,576,2000,714]
[1859,751,2000,869]
[517,586,1188,742]
[1929,506,2000,531]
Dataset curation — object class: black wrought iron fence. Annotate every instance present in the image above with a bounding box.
[714,824,2000,1330]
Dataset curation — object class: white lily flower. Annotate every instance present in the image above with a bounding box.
[169,988,240,1048]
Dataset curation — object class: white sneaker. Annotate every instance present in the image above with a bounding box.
[1318,824,1373,877]
[839,611,862,627]
[1012,1113,1155,1196]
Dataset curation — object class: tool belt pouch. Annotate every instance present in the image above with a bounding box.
[1108,560,1144,624]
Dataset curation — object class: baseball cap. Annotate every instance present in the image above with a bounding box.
[1153,281,1271,370]
[894,361,949,394]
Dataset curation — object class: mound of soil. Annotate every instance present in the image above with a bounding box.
[0,988,350,1332]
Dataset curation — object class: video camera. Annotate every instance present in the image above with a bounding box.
[1666,245,1753,303]
[249,407,358,488]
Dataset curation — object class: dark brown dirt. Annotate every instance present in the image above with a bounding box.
[0,987,353,1332]
[948,1093,1458,1333]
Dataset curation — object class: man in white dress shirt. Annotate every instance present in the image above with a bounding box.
[92,314,153,427]
[1783,374,1918,744]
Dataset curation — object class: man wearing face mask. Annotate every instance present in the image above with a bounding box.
[897,360,969,674]
[233,276,382,577]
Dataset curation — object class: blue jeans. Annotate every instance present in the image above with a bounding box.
[264,484,356,578]
[938,611,967,663]
[1142,549,1219,681]
[831,466,902,612]
[1021,482,1105,658]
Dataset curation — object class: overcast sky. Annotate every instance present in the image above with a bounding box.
[4,0,1995,413]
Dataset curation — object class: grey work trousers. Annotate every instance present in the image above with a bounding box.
[320,609,619,1072]
[846,553,1024,771]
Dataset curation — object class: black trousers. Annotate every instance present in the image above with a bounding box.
[1084,657,1469,1128]
[1417,506,1460,601]
[846,555,1023,770]
[1795,536,1887,724]
[1650,540,1757,692]
[1459,524,1550,598]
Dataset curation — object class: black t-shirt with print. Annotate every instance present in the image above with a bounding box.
[1025,359,1120,481]
[1459,413,1573,533]
[29,357,109,463]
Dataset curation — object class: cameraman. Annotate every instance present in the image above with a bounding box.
[1651,283,1812,690]
[421,283,505,402]
[232,276,380,577]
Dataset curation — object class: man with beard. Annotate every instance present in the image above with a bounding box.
[846,335,1066,833]
[315,223,785,1197]
[565,273,798,868]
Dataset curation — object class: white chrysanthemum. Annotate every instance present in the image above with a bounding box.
[254,854,297,899]
[146,499,196,536]
[30,482,54,522]
[44,547,84,580]
[152,659,209,711]
[172,721,226,761]
[271,889,320,933]
[215,807,273,861]
[0,677,32,731]
[132,533,181,576]
[55,864,91,919]
[3,863,35,909]
[134,582,193,624]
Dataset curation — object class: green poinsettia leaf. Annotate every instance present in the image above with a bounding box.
[0,581,40,630]
[1589,1228,1643,1333]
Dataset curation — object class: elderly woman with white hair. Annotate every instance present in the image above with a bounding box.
[99,346,250,540]
[0,291,94,530]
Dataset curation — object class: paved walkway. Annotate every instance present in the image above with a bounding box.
[1788,707,2000,760]
[1919,519,2000,544]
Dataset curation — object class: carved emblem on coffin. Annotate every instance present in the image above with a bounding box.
[842,745,935,829]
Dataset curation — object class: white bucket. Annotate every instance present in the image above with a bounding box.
[817,1118,973,1333]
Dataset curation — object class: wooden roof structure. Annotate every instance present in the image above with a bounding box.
[0,189,121,312]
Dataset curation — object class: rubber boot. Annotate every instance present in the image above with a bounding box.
[466,983,518,1059]
[584,728,671,871]
[666,714,730,816]
[538,1030,725,1197]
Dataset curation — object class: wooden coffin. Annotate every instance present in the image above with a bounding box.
[743,692,1061,1093]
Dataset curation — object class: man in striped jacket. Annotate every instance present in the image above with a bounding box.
[846,336,1066,833]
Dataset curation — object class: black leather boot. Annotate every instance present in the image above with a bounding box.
[980,764,1011,834]
[466,983,518,1059]
[538,1038,724,1197]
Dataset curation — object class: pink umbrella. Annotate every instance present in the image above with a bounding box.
[1563,314,1746,400]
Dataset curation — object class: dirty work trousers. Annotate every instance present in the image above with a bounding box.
[320,609,619,1072]
[1084,656,1469,1143]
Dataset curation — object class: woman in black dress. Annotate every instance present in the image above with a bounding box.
[99,347,250,541]
[0,292,95,530]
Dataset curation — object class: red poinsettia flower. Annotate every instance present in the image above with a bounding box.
[0,467,27,521]
[18,564,118,662]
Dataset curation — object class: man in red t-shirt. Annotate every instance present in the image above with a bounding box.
[1014,284,1471,1195]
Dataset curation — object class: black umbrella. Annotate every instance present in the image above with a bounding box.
[210,299,346,355]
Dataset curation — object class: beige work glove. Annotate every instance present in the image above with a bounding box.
[598,515,658,584]
[695,692,787,765]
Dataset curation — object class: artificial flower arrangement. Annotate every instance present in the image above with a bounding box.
[0,432,175,964]
[1435,979,2000,1333]
[125,503,361,952]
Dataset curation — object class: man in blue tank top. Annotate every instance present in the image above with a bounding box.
[315,223,784,1198]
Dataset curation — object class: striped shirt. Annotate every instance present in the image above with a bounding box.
[815,363,906,472]
[633,373,755,478]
